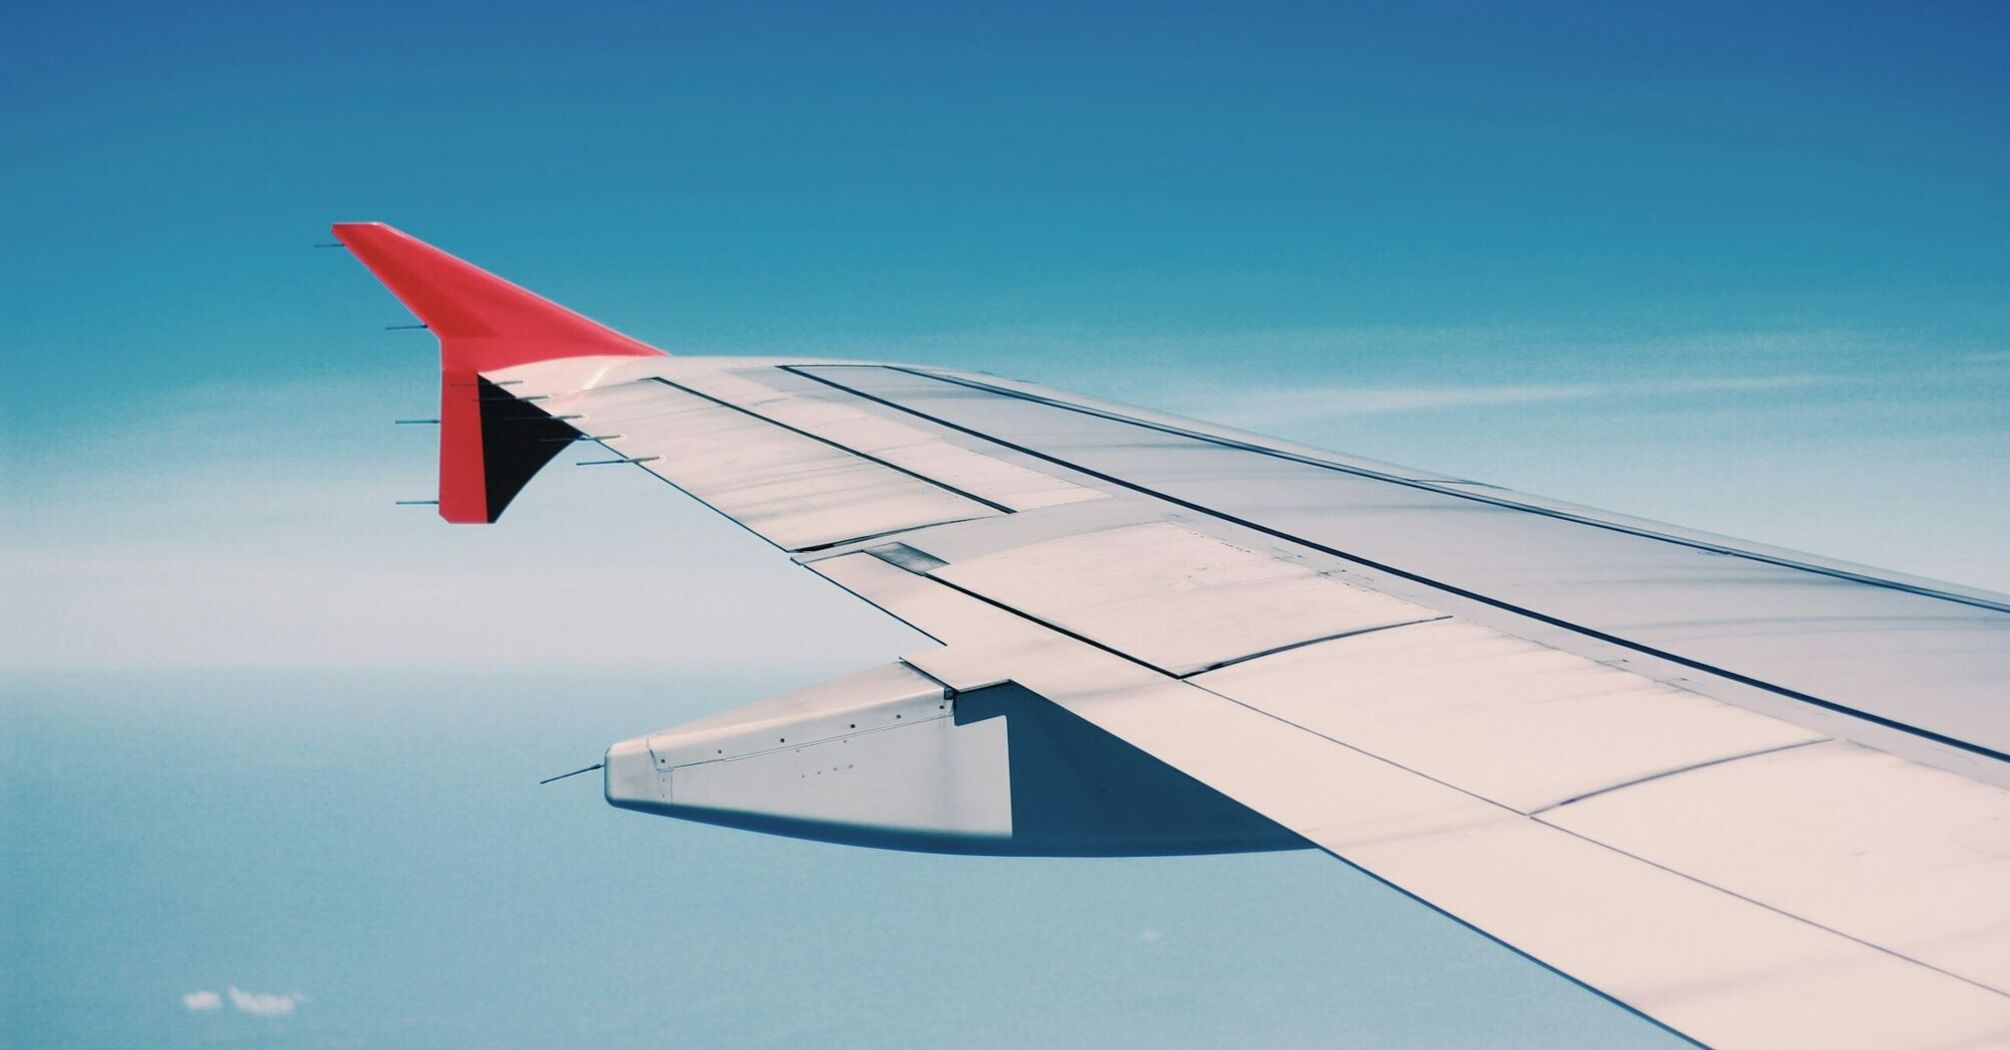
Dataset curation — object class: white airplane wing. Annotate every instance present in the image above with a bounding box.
[336,222,2010,1049]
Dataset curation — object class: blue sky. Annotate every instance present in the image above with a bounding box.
[5,2,2009,1047]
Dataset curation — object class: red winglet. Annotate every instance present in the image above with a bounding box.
[331,223,665,524]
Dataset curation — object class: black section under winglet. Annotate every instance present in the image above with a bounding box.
[477,376,579,521]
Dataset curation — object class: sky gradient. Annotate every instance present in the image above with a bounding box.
[5,2,2009,1047]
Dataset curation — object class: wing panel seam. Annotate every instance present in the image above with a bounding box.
[1526,737,1828,815]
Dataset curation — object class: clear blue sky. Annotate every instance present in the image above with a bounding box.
[5,2,2008,1047]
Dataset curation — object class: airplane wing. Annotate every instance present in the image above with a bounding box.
[334,222,2010,1049]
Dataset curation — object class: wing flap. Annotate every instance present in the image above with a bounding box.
[1191,618,1827,813]
[924,521,1440,676]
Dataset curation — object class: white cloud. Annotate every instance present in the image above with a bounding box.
[227,986,305,1017]
[181,990,222,1011]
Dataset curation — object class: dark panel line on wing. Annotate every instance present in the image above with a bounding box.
[1527,738,1828,815]
[875,366,2010,617]
[920,573,1188,678]
[1182,616,1452,676]
[781,364,2010,766]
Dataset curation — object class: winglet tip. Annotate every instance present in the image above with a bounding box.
[332,222,663,525]
[329,220,389,242]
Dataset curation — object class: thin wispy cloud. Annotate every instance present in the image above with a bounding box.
[180,987,303,1016]
[227,987,305,1017]
[758,322,1894,387]
[1164,373,1839,428]
[741,322,1995,429]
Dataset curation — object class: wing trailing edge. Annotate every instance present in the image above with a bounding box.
[331,222,663,522]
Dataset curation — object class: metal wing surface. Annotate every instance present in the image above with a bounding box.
[340,223,2010,1050]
